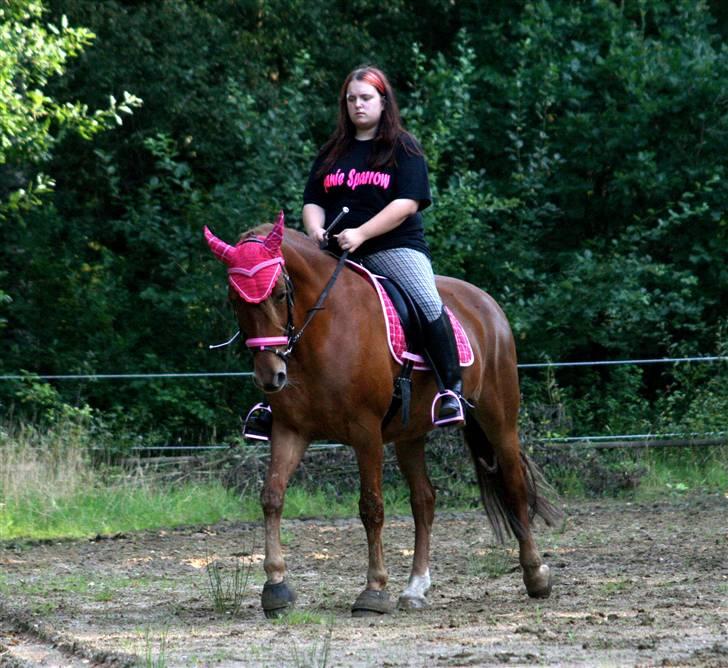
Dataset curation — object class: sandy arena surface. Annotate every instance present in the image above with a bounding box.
[0,495,727,667]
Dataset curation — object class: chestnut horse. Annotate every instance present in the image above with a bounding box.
[205,214,561,617]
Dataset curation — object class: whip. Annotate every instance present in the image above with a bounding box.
[319,206,349,249]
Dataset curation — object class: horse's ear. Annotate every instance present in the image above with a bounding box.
[204,226,234,265]
[263,211,284,253]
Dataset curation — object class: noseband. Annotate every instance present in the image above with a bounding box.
[244,268,297,362]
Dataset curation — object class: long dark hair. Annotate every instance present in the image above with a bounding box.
[316,66,422,177]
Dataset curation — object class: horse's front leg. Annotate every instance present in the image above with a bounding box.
[260,424,308,618]
[350,437,394,617]
[394,437,435,610]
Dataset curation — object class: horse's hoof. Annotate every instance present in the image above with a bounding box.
[524,564,552,599]
[262,579,297,618]
[351,589,394,617]
[397,594,429,611]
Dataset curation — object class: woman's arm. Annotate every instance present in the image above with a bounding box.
[335,198,418,253]
[302,203,327,245]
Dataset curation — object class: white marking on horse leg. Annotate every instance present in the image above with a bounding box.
[400,569,431,600]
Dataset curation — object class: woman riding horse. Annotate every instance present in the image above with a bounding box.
[204,66,561,618]
[303,65,463,425]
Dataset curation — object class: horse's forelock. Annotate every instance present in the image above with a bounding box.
[237,228,264,244]
[259,294,286,333]
[232,276,285,333]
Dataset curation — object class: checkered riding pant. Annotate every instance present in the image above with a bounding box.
[361,247,443,323]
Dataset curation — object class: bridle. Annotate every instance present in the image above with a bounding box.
[243,267,296,362]
[212,240,350,365]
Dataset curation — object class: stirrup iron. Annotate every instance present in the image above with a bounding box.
[243,402,272,441]
[431,390,466,427]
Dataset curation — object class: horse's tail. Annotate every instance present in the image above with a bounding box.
[463,413,563,544]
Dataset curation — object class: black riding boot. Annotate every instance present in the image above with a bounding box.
[423,308,464,424]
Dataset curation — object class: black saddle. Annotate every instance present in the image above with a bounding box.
[331,252,426,352]
[333,255,431,428]
[377,276,425,353]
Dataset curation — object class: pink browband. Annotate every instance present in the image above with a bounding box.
[227,257,284,278]
[245,336,289,350]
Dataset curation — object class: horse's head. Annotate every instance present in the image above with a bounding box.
[205,211,292,393]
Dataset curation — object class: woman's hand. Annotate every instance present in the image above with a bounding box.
[302,203,327,246]
[308,226,327,246]
[334,199,418,253]
[335,227,367,253]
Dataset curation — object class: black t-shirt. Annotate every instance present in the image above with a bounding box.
[303,134,432,258]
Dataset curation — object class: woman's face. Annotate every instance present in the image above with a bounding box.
[346,80,384,138]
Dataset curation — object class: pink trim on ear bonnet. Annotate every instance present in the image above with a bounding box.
[204,211,286,303]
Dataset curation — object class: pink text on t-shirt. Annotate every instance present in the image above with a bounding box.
[323,168,391,192]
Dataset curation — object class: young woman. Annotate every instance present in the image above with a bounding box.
[302,65,463,424]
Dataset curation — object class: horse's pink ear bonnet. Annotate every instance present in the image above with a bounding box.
[204,211,285,304]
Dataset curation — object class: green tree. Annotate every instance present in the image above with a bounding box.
[1,0,725,441]
[0,0,140,339]
[0,0,140,214]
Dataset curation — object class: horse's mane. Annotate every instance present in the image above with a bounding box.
[241,223,338,268]
[231,223,340,332]
[237,228,260,243]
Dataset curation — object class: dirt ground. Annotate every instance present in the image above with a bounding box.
[0,495,726,667]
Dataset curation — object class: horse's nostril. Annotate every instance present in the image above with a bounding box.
[262,371,287,393]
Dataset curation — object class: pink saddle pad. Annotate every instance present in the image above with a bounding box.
[346,261,474,371]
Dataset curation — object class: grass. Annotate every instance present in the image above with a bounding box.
[0,480,247,541]
[466,547,514,578]
[4,451,724,541]
[143,626,168,668]
[634,446,728,500]
[0,458,414,543]
[0,416,408,540]
[283,613,335,668]
[0,473,420,541]
[273,610,333,626]
[541,466,588,498]
[4,573,156,600]
[0,479,411,541]
[0,412,416,540]
[2,415,725,542]
[205,554,253,615]
[600,579,632,596]
[283,484,412,518]
[538,443,727,500]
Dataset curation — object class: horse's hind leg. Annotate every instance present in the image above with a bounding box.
[500,431,552,598]
[464,415,553,598]
[394,436,435,610]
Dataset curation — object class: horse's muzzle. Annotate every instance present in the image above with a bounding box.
[256,369,288,393]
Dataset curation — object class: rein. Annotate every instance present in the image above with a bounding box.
[246,207,351,361]
[285,250,350,352]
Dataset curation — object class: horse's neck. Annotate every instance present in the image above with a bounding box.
[283,233,371,325]
[282,234,335,293]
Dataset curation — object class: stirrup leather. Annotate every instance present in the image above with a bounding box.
[243,402,273,441]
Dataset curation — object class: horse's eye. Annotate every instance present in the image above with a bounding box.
[274,291,287,304]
